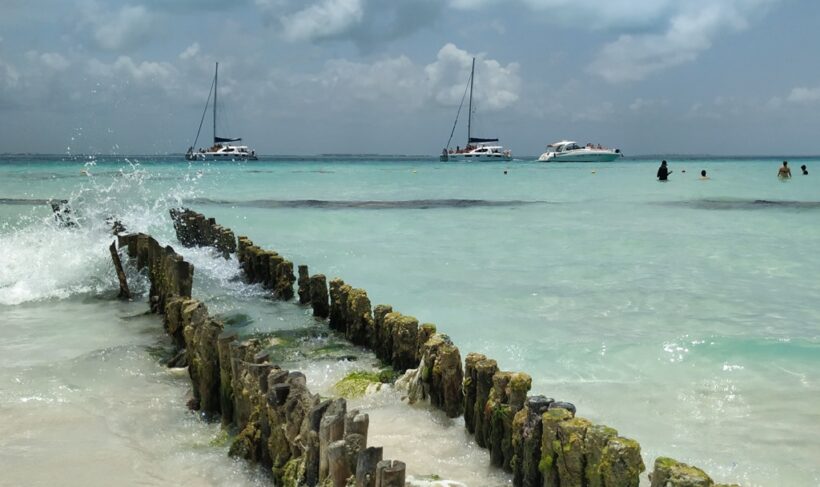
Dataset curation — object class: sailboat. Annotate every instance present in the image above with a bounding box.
[186,63,257,161]
[440,57,512,162]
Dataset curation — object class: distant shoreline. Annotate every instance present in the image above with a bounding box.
[1,153,818,161]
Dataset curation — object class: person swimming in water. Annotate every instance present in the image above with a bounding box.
[778,161,791,179]
[699,170,709,180]
[801,164,808,175]
[657,160,672,181]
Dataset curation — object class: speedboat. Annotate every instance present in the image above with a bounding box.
[185,62,258,161]
[537,140,621,162]
[439,57,512,162]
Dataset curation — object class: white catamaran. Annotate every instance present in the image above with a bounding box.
[440,57,512,162]
[186,63,257,161]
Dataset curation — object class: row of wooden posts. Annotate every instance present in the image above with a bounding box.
[115,231,407,486]
[134,208,740,487]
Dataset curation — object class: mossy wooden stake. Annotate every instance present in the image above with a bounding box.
[375,460,405,487]
[298,264,311,304]
[328,440,351,486]
[355,446,383,487]
[109,241,131,299]
[463,352,486,434]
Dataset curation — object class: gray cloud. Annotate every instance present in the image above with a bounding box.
[254,43,519,116]
[786,87,820,104]
[587,0,779,83]
[256,0,443,47]
[78,2,158,51]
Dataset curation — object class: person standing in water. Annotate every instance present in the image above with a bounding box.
[778,161,792,179]
[801,164,808,175]
[699,170,709,180]
[657,160,672,181]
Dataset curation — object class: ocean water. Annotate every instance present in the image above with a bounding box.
[0,155,818,486]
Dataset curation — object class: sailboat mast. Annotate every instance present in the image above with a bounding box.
[213,62,218,145]
[467,57,474,145]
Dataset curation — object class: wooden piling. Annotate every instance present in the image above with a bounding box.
[109,241,130,299]
[298,264,311,304]
[355,446,383,487]
[328,440,351,486]
[375,460,405,487]
[310,274,329,318]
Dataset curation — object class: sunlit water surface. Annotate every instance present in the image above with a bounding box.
[0,155,818,486]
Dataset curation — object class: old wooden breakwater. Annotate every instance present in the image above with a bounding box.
[115,231,406,486]
[115,207,740,487]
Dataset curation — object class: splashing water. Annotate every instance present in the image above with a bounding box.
[0,159,203,305]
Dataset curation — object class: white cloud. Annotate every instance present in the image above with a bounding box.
[261,0,781,82]
[629,97,668,112]
[286,43,519,113]
[317,55,423,110]
[0,58,20,89]
[257,0,442,45]
[280,0,363,42]
[80,3,155,51]
[450,0,673,30]
[786,87,820,104]
[425,43,520,111]
[26,51,70,71]
[179,43,200,60]
[588,0,777,83]
[87,56,176,85]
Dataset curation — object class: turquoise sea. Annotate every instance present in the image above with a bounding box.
[0,155,818,486]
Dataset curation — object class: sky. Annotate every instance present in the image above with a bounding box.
[1,0,819,156]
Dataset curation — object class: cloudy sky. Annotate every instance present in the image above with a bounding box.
[1,0,819,156]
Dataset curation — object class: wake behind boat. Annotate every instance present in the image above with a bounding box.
[537,140,621,162]
[440,58,512,162]
[186,63,257,161]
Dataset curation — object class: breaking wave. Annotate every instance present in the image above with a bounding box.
[0,161,203,305]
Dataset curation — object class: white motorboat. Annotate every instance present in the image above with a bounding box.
[440,58,512,162]
[537,140,621,162]
[186,63,258,161]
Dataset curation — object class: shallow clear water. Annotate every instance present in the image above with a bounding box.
[1,155,818,486]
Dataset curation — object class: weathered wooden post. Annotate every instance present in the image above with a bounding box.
[217,329,239,426]
[473,358,498,448]
[372,304,393,360]
[374,460,405,487]
[344,411,369,475]
[346,288,373,346]
[310,274,329,318]
[328,440,351,486]
[109,241,131,299]
[355,447,383,487]
[387,312,419,371]
[328,278,347,331]
[511,395,553,486]
[319,399,347,482]
[298,264,311,304]
[463,353,486,434]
